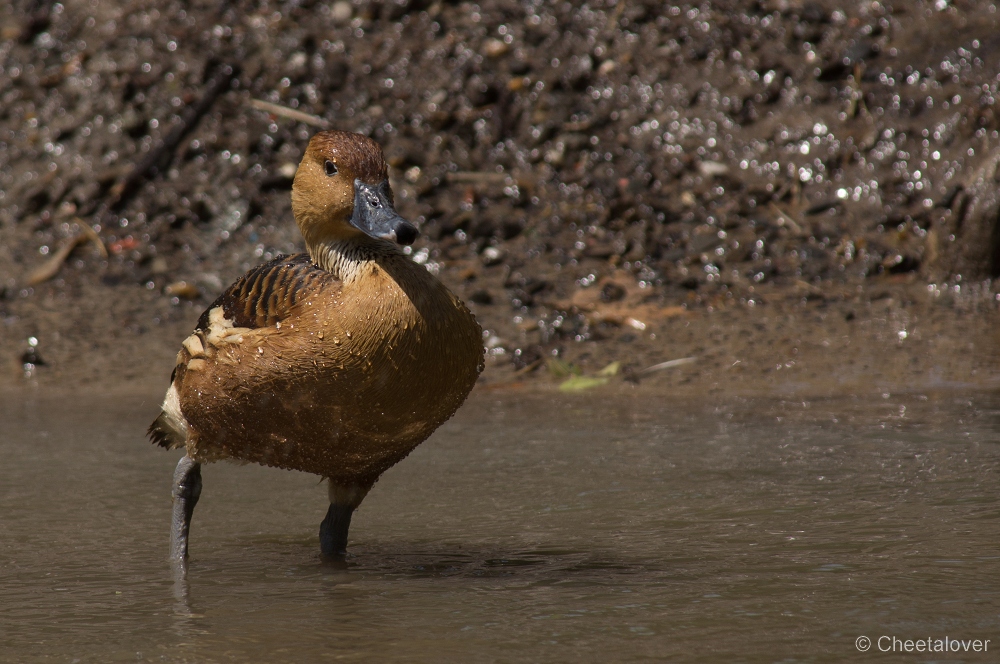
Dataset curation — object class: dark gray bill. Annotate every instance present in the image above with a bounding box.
[349,179,418,246]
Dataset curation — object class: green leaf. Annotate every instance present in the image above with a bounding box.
[559,376,609,392]
[546,358,580,378]
[596,361,620,377]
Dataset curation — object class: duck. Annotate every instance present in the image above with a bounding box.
[148,130,484,563]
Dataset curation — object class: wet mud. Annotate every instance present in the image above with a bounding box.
[1,0,999,393]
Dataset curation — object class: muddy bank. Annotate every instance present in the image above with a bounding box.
[1,0,999,395]
[5,277,999,402]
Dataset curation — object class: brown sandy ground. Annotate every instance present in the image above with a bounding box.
[1,0,999,397]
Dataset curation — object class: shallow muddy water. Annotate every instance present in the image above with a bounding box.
[2,388,1000,662]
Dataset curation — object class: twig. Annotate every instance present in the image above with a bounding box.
[638,357,696,375]
[511,358,544,376]
[26,224,100,286]
[249,99,331,129]
[847,63,866,119]
[606,0,627,32]
[26,240,80,285]
[26,222,106,285]
[76,219,108,258]
[769,203,804,235]
[562,119,593,132]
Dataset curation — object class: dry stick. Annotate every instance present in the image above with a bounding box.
[26,236,86,286]
[77,220,108,257]
[847,63,866,119]
[25,220,108,286]
[87,62,240,222]
[639,357,697,375]
[511,357,545,377]
[249,99,330,129]
[605,0,626,32]
[769,203,805,235]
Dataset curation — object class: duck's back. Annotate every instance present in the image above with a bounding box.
[153,252,483,485]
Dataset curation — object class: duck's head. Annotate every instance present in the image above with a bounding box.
[291,130,418,249]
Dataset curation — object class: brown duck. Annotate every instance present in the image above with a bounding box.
[148,131,484,562]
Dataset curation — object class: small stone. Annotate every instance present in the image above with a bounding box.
[165,281,200,300]
[330,1,352,23]
[481,246,506,266]
[697,161,729,177]
[544,142,566,166]
[21,346,45,366]
[507,77,528,92]
[599,282,626,302]
[150,257,169,274]
[482,39,509,58]
[468,289,493,305]
[287,52,308,73]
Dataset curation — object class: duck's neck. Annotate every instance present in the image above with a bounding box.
[308,238,397,282]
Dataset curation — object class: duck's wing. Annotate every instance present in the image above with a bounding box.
[196,252,326,330]
[147,253,334,449]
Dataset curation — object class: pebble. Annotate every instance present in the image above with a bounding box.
[481,246,506,267]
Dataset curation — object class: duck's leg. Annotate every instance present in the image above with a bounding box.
[170,455,202,562]
[319,503,355,558]
[320,482,370,559]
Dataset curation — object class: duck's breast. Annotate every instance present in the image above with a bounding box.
[174,253,482,483]
[341,255,484,430]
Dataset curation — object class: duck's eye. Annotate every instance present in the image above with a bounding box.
[324,160,338,176]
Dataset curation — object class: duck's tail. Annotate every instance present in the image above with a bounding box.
[147,411,183,449]
[147,385,189,450]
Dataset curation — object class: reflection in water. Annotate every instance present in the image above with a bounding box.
[1,389,1000,661]
[170,563,199,646]
[171,559,194,617]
